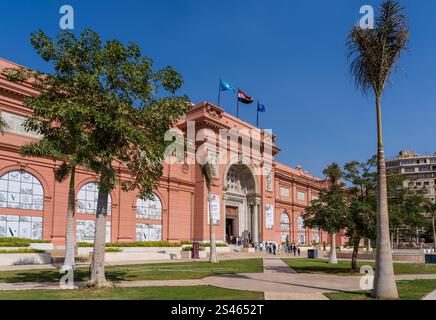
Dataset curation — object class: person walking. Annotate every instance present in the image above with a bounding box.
[297,246,301,257]
[273,243,277,255]
[293,245,297,256]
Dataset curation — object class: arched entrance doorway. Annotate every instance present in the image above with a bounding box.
[222,163,260,245]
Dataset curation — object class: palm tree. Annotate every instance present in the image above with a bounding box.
[347,0,408,299]
[323,163,343,264]
[201,162,218,263]
[20,137,89,272]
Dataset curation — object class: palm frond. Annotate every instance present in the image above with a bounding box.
[200,162,215,192]
[323,162,343,185]
[20,140,64,160]
[55,162,70,183]
[347,0,408,96]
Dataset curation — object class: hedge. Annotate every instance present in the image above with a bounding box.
[182,246,205,251]
[77,241,182,248]
[0,238,51,247]
[0,248,46,254]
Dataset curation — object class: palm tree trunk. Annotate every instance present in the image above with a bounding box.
[328,233,338,264]
[432,214,436,253]
[373,95,399,299]
[88,187,111,288]
[209,194,218,263]
[62,165,76,272]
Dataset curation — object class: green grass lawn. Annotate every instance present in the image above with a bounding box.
[0,259,263,283]
[325,280,436,300]
[0,285,264,300]
[282,259,436,276]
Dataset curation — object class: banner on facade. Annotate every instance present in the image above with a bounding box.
[207,195,220,225]
[265,204,274,229]
[76,220,111,243]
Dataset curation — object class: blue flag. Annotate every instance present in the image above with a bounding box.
[220,79,235,92]
[257,102,266,112]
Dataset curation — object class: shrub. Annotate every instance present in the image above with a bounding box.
[182,246,205,251]
[0,248,45,254]
[199,242,228,247]
[77,241,181,248]
[0,238,50,247]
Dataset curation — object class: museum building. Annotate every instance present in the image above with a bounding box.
[0,57,341,248]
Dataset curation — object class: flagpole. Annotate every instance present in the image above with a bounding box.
[256,100,259,128]
[217,78,221,107]
[236,88,240,119]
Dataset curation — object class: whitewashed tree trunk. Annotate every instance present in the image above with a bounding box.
[61,166,76,272]
[88,189,111,288]
[328,233,338,264]
[209,194,218,263]
[372,95,399,299]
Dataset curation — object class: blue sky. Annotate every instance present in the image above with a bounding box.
[1,0,435,177]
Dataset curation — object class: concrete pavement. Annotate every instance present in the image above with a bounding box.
[0,257,435,300]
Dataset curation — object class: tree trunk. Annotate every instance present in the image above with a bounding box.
[209,194,218,263]
[88,187,111,288]
[372,95,399,299]
[61,165,76,272]
[351,238,360,272]
[432,215,436,253]
[328,233,338,264]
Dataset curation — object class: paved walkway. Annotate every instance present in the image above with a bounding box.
[423,289,436,300]
[263,258,297,274]
[0,257,435,300]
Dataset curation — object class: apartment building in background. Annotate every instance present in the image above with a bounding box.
[386,150,436,203]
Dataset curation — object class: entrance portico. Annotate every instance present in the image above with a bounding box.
[222,162,261,244]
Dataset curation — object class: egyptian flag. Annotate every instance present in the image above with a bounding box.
[237,89,254,104]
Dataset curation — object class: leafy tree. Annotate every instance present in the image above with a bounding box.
[387,172,428,246]
[201,162,218,263]
[303,163,348,264]
[347,0,408,299]
[343,157,377,271]
[423,202,436,252]
[5,29,191,288]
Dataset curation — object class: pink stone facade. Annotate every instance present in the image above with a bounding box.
[0,58,343,248]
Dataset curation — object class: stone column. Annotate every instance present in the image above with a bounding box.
[252,202,259,244]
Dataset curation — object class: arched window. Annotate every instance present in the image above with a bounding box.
[77,182,112,215]
[280,212,290,243]
[0,170,44,211]
[136,193,162,220]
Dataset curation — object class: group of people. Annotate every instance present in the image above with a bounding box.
[228,235,248,246]
[257,242,277,254]
[284,243,301,256]
[255,242,301,256]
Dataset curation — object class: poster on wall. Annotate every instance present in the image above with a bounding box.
[207,195,220,225]
[265,204,274,229]
[76,220,111,243]
[0,215,43,239]
[136,224,162,241]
